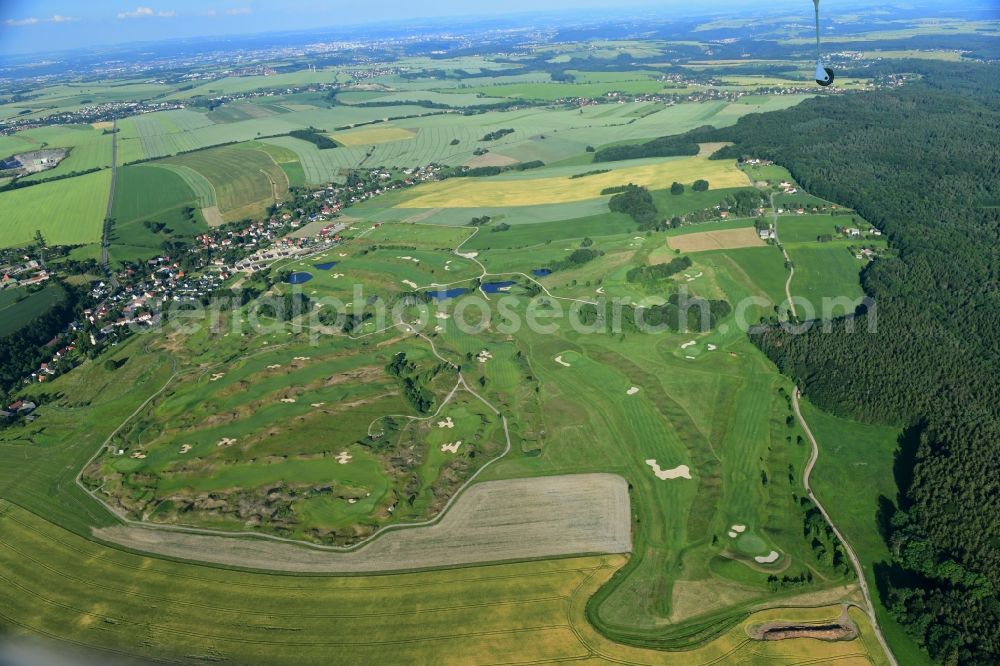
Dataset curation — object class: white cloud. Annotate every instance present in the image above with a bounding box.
[157,10,177,17]
[49,15,78,23]
[202,9,218,17]
[226,7,252,15]
[118,7,153,19]
[4,17,40,27]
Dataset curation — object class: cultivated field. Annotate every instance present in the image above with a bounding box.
[0,502,888,665]
[95,473,630,572]
[333,125,417,145]
[400,155,748,208]
[0,170,110,248]
[159,144,291,221]
[667,226,766,252]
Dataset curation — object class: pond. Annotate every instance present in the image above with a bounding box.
[285,272,314,284]
[313,261,338,270]
[482,280,515,294]
[532,268,552,277]
[428,287,470,300]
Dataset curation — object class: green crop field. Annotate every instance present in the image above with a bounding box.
[159,144,292,221]
[0,284,68,337]
[109,165,208,259]
[0,170,110,248]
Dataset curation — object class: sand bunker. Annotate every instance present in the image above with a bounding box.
[627,387,640,395]
[555,355,571,367]
[217,438,237,448]
[130,452,146,459]
[477,349,493,363]
[440,441,462,454]
[437,417,454,429]
[209,373,225,382]
[336,451,352,464]
[280,398,296,404]
[331,273,344,278]
[755,550,780,564]
[435,312,450,320]
[338,253,347,257]
[293,356,311,361]
[707,344,717,351]
[311,402,325,408]
[267,364,281,369]
[685,355,696,360]
[179,444,192,454]
[680,340,697,349]
[401,279,419,289]
[728,530,738,538]
[456,251,478,259]
[645,460,692,480]
[731,524,746,533]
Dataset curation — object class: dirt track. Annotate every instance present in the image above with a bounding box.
[94,473,631,573]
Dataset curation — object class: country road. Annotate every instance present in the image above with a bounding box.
[793,388,898,666]
[770,191,798,319]
[101,118,118,281]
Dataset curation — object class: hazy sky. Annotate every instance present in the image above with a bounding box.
[0,0,806,56]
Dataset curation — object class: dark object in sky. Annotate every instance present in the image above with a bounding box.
[815,65,835,87]
[812,0,834,87]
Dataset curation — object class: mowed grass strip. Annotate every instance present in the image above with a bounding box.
[667,227,766,252]
[0,169,110,248]
[399,155,749,208]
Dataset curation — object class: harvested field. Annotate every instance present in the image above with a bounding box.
[398,155,748,208]
[667,226,766,252]
[333,126,417,146]
[463,152,518,168]
[93,473,630,572]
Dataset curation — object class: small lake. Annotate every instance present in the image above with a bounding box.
[482,280,515,294]
[285,272,314,284]
[532,268,552,277]
[429,287,470,300]
[313,261,338,270]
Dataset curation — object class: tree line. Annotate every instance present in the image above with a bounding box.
[710,59,1000,665]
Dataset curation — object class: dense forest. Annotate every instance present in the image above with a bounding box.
[0,281,81,394]
[710,60,999,664]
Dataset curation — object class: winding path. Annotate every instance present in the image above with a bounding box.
[770,192,797,319]
[793,388,897,666]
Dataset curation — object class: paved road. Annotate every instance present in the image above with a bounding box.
[101,119,118,284]
[770,191,798,319]
[793,388,898,666]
